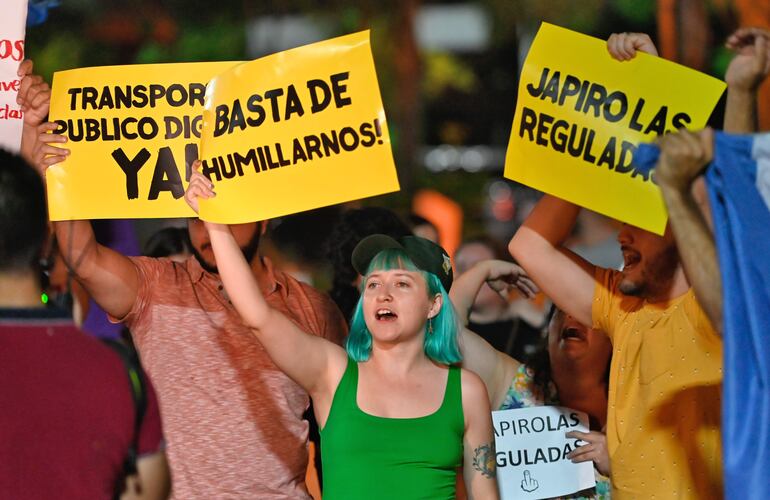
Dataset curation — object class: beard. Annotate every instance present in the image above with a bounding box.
[191,230,262,275]
[619,243,679,299]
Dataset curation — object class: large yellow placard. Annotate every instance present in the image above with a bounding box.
[48,61,240,220]
[197,30,399,223]
[504,23,726,234]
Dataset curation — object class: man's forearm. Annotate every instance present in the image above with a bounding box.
[660,185,723,333]
[724,88,758,133]
[53,219,101,281]
[508,195,596,327]
[52,218,140,320]
[520,195,581,245]
[509,195,581,264]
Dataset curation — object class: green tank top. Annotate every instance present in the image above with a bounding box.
[320,358,464,500]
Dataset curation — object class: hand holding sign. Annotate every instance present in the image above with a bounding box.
[521,470,539,493]
[566,430,610,477]
[29,122,69,176]
[184,161,216,215]
[17,60,50,128]
[606,32,659,60]
[16,60,54,162]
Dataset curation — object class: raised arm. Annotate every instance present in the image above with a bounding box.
[17,60,49,164]
[461,369,499,500]
[450,260,537,406]
[450,259,537,323]
[724,27,770,133]
[507,32,661,326]
[184,168,347,407]
[508,196,596,327]
[655,129,722,334]
[18,65,139,319]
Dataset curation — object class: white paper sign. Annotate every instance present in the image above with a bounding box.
[493,406,596,499]
[0,0,28,153]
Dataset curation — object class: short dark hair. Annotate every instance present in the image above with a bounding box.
[143,226,192,258]
[0,149,47,273]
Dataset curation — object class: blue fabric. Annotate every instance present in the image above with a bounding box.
[27,0,59,26]
[636,132,770,499]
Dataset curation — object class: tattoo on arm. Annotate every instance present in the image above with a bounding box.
[62,221,97,277]
[472,442,496,479]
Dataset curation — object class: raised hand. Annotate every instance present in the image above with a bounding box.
[483,260,539,299]
[725,27,770,92]
[17,60,53,163]
[566,430,611,477]
[607,32,659,61]
[17,60,51,130]
[184,160,216,214]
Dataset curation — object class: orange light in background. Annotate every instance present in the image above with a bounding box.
[412,189,463,259]
[488,180,515,222]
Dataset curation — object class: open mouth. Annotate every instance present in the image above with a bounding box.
[621,245,641,270]
[561,327,586,341]
[375,308,398,321]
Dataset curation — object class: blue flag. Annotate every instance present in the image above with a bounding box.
[636,132,770,499]
[27,0,59,26]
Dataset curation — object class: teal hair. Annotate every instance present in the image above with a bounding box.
[346,248,462,364]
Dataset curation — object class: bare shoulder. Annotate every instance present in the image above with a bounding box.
[460,367,492,409]
[498,351,521,381]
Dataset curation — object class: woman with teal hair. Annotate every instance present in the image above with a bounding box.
[185,168,499,500]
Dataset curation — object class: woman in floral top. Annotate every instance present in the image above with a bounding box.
[451,259,613,499]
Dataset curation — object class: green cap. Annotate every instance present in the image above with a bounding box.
[352,234,453,291]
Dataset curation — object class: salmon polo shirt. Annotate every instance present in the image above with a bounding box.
[593,268,722,500]
[117,255,347,499]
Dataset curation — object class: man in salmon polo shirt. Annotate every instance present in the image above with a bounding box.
[20,75,347,498]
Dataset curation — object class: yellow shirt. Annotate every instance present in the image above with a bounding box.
[592,268,723,499]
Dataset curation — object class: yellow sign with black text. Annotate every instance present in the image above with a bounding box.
[48,61,239,220]
[198,30,399,223]
[504,23,726,234]
[46,30,399,222]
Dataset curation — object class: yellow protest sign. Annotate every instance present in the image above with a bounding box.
[47,61,239,220]
[504,23,726,234]
[198,30,399,223]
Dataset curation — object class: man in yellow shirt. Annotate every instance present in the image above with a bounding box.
[510,190,723,499]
